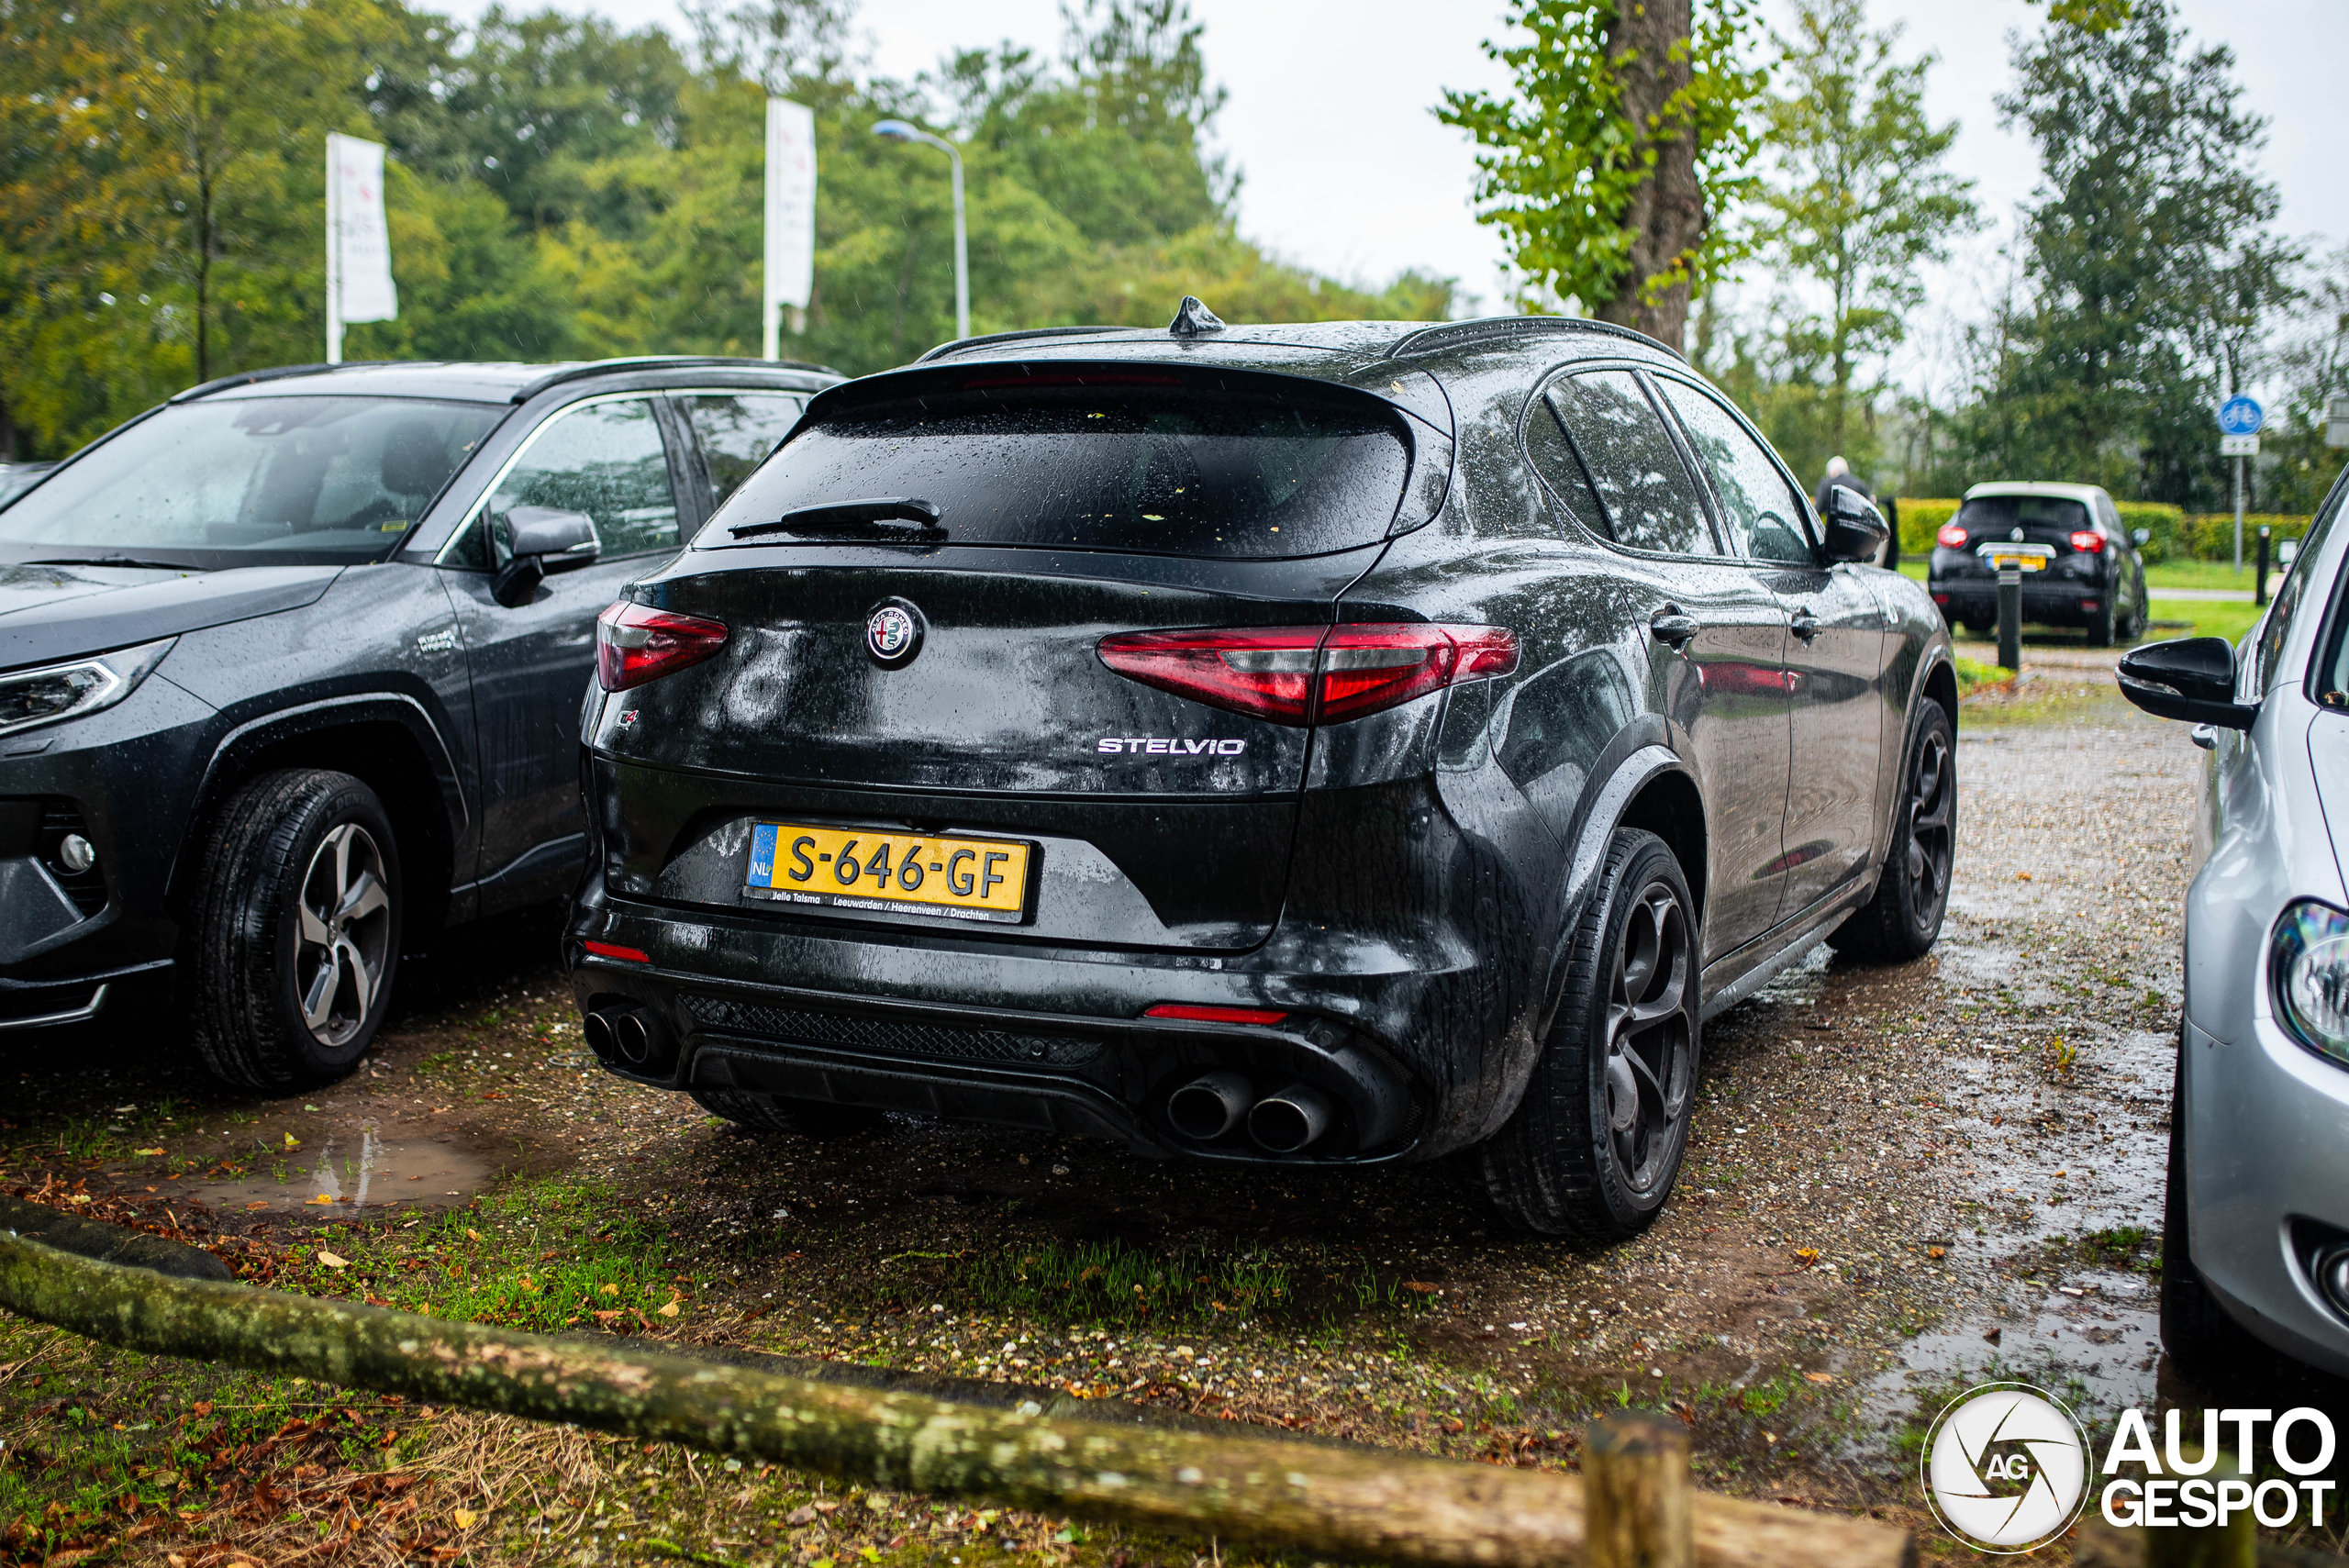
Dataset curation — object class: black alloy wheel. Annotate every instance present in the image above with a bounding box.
[193,769,403,1090]
[1481,828,1699,1240]
[1831,702,1955,961]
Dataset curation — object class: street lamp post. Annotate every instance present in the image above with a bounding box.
[871,119,968,342]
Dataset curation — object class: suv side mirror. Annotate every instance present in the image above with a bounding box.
[2132,528,2151,547]
[2117,637,2257,730]
[491,505,599,607]
[1820,486,1890,563]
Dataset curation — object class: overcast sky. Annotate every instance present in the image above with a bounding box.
[444,0,2349,387]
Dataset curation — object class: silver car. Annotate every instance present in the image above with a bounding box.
[2119,469,2349,1376]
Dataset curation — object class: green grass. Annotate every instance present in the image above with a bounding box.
[294,1176,692,1332]
[2145,560,2266,591]
[934,1239,1298,1328]
[2146,596,2262,644]
[1952,656,2010,695]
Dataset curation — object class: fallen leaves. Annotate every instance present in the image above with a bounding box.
[316,1251,349,1270]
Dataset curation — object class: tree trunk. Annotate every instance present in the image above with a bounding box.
[1597,0,1699,352]
[0,1233,1914,1568]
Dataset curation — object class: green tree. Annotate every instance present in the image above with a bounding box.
[1761,0,1976,459]
[1438,0,1765,350]
[0,0,394,452]
[1974,0,2281,504]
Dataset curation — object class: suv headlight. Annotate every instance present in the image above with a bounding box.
[0,637,175,739]
[2274,900,2349,1065]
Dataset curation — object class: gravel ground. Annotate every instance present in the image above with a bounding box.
[9,673,2340,1567]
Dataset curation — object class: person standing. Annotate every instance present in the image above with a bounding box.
[1815,455,1896,569]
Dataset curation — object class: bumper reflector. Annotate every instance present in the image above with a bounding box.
[582,940,650,963]
[1144,1003,1288,1026]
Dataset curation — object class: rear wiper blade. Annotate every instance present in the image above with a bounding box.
[729,495,942,539]
[25,555,207,572]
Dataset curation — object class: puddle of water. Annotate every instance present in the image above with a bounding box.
[1860,1267,2163,1442]
[191,1123,491,1214]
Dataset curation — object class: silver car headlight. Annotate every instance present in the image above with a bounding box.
[2274,900,2349,1066]
[0,637,175,739]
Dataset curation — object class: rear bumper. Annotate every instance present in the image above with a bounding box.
[2183,1010,2349,1378]
[1928,578,2110,626]
[562,884,1507,1165]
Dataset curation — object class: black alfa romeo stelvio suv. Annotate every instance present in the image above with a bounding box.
[566,303,1958,1239]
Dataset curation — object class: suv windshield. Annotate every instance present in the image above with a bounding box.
[0,395,503,570]
[702,376,1411,559]
[1954,495,2089,533]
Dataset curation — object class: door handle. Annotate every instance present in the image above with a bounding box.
[1789,607,1823,642]
[1649,606,1699,649]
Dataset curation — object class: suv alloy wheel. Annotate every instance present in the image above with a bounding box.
[192,769,402,1090]
[1480,828,1700,1238]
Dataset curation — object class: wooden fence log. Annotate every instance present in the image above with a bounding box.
[0,1231,1912,1568]
[1586,1412,1694,1568]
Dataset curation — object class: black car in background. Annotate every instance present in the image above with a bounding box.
[0,355,836,1088]
[1927,480,2149,645]
[566,307,1960,1240]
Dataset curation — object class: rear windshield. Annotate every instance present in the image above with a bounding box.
[0,395,502,570]
[1954,495,2089,533]
[699,376,1412,558]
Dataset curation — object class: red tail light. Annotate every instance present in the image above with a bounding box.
[2069,530,2104,553]
[580,939,649,963]
[1097,623,1519,726]
[1936,524,1969,549]
[1144,1003,1289,1025]
[596,602,729,691]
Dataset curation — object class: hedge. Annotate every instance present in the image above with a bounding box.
[1893,497,2311,563]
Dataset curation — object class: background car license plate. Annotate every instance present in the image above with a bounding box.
[1983,551,2047,572]
[744,824,1030,922]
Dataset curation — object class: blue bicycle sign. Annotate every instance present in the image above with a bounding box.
[2218,395,2265,436]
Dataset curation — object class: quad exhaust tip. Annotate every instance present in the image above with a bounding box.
[1167,1070,1253,1141]
[1247,1084,1333,1155]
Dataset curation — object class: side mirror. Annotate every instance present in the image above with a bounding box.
[491,506,599,607]
[2132,528,2152,547]
[1820,486,1890,563]
[2117,637,2257,730]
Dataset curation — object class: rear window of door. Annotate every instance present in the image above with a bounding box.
[1542,371,1718,557]
[442,395,681,567]
[700,374,1413,559]
[1652,378,1816,565]
[682,393,804,508]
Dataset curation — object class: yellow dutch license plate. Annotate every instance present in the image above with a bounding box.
[744,823,1031,923]
[1983,551,2047,572]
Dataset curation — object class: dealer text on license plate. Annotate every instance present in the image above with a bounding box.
[744,824,1030,922]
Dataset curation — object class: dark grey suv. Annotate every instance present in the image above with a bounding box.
[0,355,837,1088]
[566,311,1958,1240]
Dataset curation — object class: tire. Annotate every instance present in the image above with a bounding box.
[193,770,402,1092]
[690,1086,888,1140]
[1961,617,1993,639]
[2087,595,2116,647]
[2161,1028,2262,1374]
[1830,701,1955,962]
[1479,829,1700,1240]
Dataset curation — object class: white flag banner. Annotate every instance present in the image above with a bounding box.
[328,132,397,326]
[763,99,816,356]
